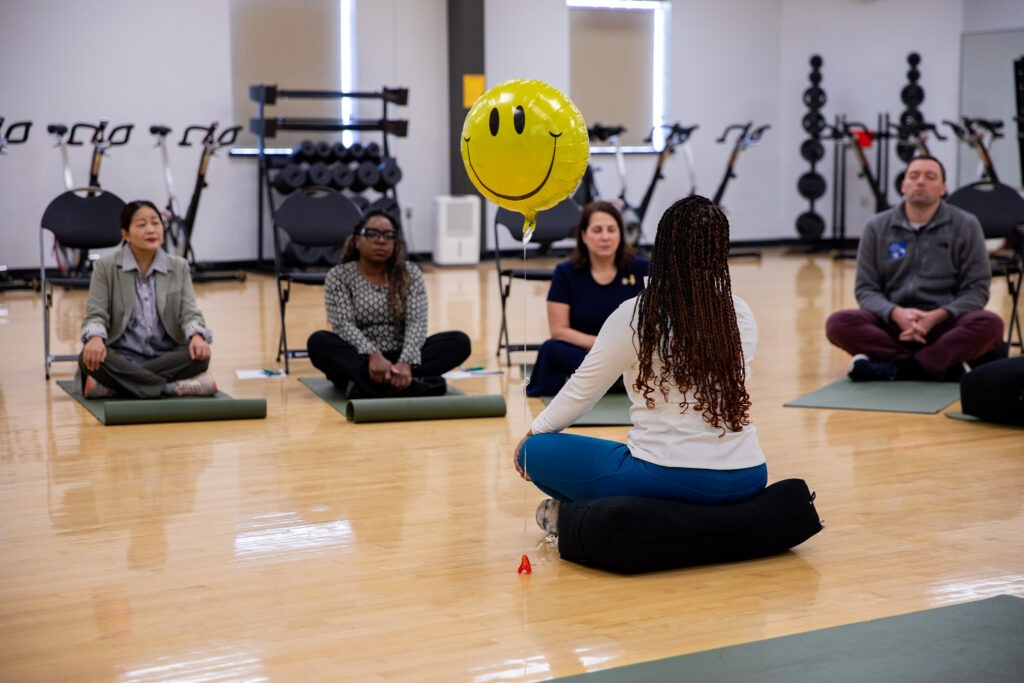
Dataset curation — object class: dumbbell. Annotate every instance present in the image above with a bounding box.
[293,140,317,162]
[330,162,354,190]
[314,140,334,161]
[372,157,403,192]
[331,141,351,163]
[272,163,307,194]
[306,161,333,188]
[362,141,382,163]
[350,161,381,192]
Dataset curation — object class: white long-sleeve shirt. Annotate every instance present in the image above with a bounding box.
[531,295,766,471]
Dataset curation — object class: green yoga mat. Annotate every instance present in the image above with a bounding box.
[58,380,267,425]
[784,378,960,414]
[540,393,632,426]
[554,595,1024,682]
[299,376,507,423]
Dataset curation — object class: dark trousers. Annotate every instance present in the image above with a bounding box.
[78,347,209,399]
[306,330,471,396]
[825,309,1004,379]
[526,338,627,397]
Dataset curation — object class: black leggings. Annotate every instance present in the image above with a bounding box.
[306,330,471,396]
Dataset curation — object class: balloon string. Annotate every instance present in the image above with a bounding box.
[521,236,530,542]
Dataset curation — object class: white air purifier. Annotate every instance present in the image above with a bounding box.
[433,195,481,266]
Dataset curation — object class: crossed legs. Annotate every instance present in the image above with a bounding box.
[825,309,1005,380]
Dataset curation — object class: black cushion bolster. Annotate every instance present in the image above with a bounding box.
[556,478,823,574]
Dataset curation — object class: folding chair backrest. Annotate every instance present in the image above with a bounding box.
[275,189,363,248]
[947,182,1024,242]
[41,189,125,250]
[495,198,582,246]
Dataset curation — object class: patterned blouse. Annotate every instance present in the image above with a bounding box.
[323,261,428,365]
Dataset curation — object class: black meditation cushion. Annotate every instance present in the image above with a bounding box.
[556,478,822,574]
[960,356,1024,426]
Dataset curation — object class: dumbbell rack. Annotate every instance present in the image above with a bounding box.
[248,84,409,262]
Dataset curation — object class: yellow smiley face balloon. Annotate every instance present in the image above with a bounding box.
[461,79,589,240]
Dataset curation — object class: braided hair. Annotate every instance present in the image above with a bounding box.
[340,211,409,323]
[633,195,751,433]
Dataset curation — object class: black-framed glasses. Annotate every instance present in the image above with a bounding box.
[359,228,398,241]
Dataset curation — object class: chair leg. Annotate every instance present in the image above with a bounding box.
[277,278,290,374]
[497,278,513,367]
[43,285,51,380]
[1007,271,1022,349]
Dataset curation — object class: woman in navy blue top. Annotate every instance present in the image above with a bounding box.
[526,201,649,397]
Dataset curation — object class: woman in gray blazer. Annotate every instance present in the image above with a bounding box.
[77,199,216,399]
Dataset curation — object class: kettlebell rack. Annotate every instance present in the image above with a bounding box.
[248,84,409,262]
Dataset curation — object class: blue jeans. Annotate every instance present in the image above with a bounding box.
[518,432,767,504]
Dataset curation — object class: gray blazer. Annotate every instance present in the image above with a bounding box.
[81,247,208,344]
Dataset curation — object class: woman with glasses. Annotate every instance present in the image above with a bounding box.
[307,211,471,398]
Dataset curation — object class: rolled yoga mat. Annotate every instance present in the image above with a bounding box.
[783,378,960,414]
[299,376,507,423]
[58,380,267,425]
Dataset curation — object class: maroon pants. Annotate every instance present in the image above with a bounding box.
[825,309,1004,378]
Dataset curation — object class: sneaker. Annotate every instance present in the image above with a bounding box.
[176,372,217,397]
[83,376,118,399]
[535,498,560,536]
[847,354,898,382]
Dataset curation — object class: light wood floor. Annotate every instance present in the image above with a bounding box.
[1,250,1021,682]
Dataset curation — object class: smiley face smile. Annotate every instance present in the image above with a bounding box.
[463,131,560,201]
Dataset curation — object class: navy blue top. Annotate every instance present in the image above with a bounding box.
[547,257,650,335]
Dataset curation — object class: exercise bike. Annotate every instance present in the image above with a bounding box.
[888,119,946,193]
[1,117,35,291]
[574,123,642,246]
[711,122,770,207]
[711,122,770,259]
[149,122,245,282]
[943,116,1004,184]
[837,118,890,213]
[634,122,699,237]
[46,119,133,275]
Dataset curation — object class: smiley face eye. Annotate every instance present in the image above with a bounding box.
[513,106,525,134]
[489,107,499,136]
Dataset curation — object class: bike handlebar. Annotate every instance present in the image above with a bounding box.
[644,123,698,146]
[942,120,966,140]
[964,117,1003,138]
[716,122,751,143]
[588,123,626,142]
[64,120,133,146]
[888,120,947,142]
[1,120,31,144]
[217,125,241,146]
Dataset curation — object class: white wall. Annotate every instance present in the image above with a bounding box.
[0,0,248,271]
[6,0,1024,270]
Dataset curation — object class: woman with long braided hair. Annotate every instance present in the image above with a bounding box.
[515,196,767,533]
[307,211,471,398]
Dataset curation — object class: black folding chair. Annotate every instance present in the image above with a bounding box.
[39,188,126,378]
[272,188,362,373]
[493,198,582,366]
[947,181,1024,349]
